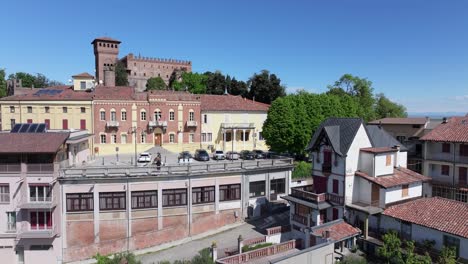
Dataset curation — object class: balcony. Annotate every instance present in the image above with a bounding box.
[221,123,255,129]
[346,198,383,215]
[27,163,54,173]
[322,163,332,174]
[326,193,344,205]
[186,120,198,127]
[149,119,168,128]
[16,229,55,239]
[18,199,54,210]
[0,163,55,174]
[0,164,21,173]
[292,214,309,226]
[106,120,120,128]
[291,188,326,203]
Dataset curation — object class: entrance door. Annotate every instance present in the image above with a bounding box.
[371,184,380,206]
[155,133,162,146]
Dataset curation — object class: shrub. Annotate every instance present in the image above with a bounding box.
[242,242,274,253]
[292,161,312,179]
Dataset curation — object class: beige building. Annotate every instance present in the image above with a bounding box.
[199,94,270,152]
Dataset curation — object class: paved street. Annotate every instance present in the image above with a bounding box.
[137,211,289,264]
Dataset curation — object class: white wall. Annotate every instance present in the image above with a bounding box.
[397,151,407,168]
[384,182,422,204]
[375,154,394,176]
[358,152,374,176]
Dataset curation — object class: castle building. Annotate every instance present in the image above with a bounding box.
[92,37,192,91]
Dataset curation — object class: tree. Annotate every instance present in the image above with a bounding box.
[247,70,286,104]
[438,246,457,264]
[8,72,63,88]
[375,93,407,118]
[146,77,167,90]
[229,78,248,97]
[0,69,6,97]
[378,230,403,264]
[94,252,141,264]
[171,72,207,94]
[190,248,214,264]
[262,91,359,155]
[204,71,227,95]
[115,61,129,86]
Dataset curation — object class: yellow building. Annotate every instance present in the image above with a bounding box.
[200,94,270,152]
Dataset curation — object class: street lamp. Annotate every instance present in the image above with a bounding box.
[129,126,143,166]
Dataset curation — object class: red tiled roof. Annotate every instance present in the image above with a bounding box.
[200,94,269,112]
[360,147,398,154]
[0,86,94,101]
[368,118,427,125]
[93,86,136,100]
[91,37,121,44]
[72,72,94,78]
[355,167,431,188]
[420,116,468,143]
[0,132,69,153]
[148,90,201,102]
[311,220,361,242]
[383,197,468,238]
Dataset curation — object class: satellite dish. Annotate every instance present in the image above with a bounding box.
[68,79,72,84]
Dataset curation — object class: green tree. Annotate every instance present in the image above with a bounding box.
[172,72,207,94]
[8,72,63,88]
[438,246,457,264]
[190,248,214,264]
[146,77,167,90]
[247,70,286,104]
[0,69,6,97]
[115,61,129,86]
[327,74,376,121]
[375,93,407,118]
[338,255,367,264]
[204,71,227,95]
[229,77,248,97]
[292,161,312,179]
[94,252,141,264]
[378,230,403,264]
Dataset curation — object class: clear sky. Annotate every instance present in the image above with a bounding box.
[1,0,467,113]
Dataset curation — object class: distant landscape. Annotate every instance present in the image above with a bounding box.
[408,112,466,118]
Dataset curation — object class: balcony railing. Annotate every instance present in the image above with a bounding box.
[217,240,297,264]
[149,120,167,128]
[106,120,120,128]
[0,164,21,173]
[326,193,344,205]
[27,163,54,173]
[292,214,308,225]
[186,120,198,127]
[291,188,326,203]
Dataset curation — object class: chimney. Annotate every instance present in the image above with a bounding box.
[393,145,400,167]
[442,117,447,124]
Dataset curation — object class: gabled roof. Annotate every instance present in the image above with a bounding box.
[310,219,361,242]
[0,132,69,153]
[366,125,408,151]
[306,118,364,156]
[383,197,468,238]
[355,167,431,188]
[420,116,468,143]
[93,86,136,100]
[368,117,427,125]
[200,94,269,112]
[0,86,94,101]
[72,72,94,78]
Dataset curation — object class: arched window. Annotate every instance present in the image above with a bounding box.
[189,109,195,121]
[121,109,127,121]
[100,109,106,121]
[140,109,147,121]
[169,109,175,121]
[110,108,116,121]
[154,109,162,121]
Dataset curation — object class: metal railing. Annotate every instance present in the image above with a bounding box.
[27,163,54,173]
[149,120,167,128]
[217,240,296,264]
[186,120,198,127]
[326,193,344,205]
[0,163,55,174]
[61,158,294,178]
[0,164,21,173]
[106,120,120,128]
[292,214,308,225]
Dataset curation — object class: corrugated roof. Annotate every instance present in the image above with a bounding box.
[200,94,269,112]
[0,132,69,153]
[383,197,468,238]
[420,116,468,143]
[368,117,427,125]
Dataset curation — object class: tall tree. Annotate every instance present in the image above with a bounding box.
[377,230,403,264]
[8,72,63,88]
[204,71,227,95]
[115,61,128,86]
[247,70,286,104]
[375,93,407,118]
[0,69,6,97]
[146,77,167,90]
[229,78,248,97]
[327,74,376,121]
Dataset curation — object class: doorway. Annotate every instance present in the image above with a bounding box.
[371,184,380,206]
[154,133,162,146]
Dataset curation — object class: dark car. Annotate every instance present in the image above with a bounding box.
[178,151,193,163]
[240,150,255,160]
[252,149,265,159]
[194,149,210,161]
[265,151,279,159]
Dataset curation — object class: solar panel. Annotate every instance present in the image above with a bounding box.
[27,124,39,133]
[11,124,21,133]
[34,89,63,96]
[19,124,30,133]
[36,124,46,133]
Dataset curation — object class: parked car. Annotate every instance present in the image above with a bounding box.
[239,150,255,160]
[212,150,226,160]
[137,152,152,163]
[178,151,193,163]
[194,149,210,161]
[265,151,278,159]
[252,149,265,159]
[226,151,240,160]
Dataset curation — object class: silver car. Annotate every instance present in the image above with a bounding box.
[212,150,226,160]
[226,151,240,160]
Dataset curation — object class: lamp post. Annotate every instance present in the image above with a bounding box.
[129,126,143,166]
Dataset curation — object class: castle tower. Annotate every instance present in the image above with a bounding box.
[92,37,121,86]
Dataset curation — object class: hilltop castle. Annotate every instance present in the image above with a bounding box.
[92,37,192,91]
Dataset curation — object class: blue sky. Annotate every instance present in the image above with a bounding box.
[1,0,467,113]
